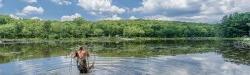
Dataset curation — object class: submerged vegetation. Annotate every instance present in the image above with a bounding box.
[0,40,219,63]
[0,40,249,65]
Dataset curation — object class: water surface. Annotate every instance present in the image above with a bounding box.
[0,40,249,75]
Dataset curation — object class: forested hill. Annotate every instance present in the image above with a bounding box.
[0,15,218,39]
[2,11,249,39]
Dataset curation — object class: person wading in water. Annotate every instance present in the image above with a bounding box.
[73,47,94,73]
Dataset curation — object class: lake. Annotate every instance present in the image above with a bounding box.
[0,40,249,75]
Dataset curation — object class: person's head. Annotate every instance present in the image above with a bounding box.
[79,47,84,51]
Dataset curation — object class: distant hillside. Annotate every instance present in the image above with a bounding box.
[0,15,217,39]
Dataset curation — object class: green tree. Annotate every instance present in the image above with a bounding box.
[14,22,24,38]
[220,12,250,37]
[42,21,52,38]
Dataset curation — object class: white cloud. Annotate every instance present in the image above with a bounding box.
[144,15,173,21]
[0,0,3,8]
[132,0,199,13]
[51,0,72,5]
[61,13,82,21]
[17,5,44,16]
[102,15,122,20]
[23,0,37,3]
[182,15,222,23]
[221,62,241,70]
[129,16,138,20]
[200,0,250,15]
[143,15,223,23]
[9,14,22,20]
[30,16,42,20]
[77,0,125,15]
[133,0,250,23]
[195,0,250,23]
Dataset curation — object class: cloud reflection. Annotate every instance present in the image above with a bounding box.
[0,53,250,75]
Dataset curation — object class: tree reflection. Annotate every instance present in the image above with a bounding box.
[1,39,250,66]
[218,40,250,65]
[0,43,74,63]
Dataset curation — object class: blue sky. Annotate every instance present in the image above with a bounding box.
[0,0,249,23]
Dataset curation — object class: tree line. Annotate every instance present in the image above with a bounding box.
[220,12,250,37]
[0,12,249,39]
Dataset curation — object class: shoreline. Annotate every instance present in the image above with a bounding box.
[0,37,249,44]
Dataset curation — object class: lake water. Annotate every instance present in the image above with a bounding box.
[0,40,249,75]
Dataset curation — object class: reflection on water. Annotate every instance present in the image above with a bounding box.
[0,40,249,75]
[218,40,250,65]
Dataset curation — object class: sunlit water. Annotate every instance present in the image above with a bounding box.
[0,40,249,75]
